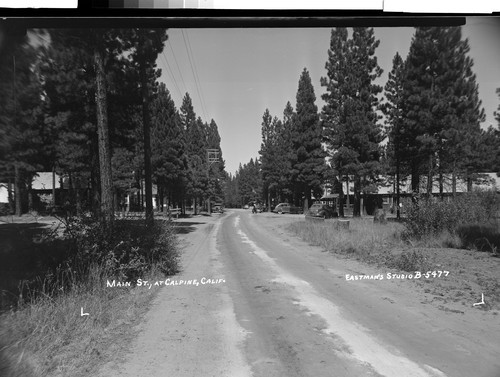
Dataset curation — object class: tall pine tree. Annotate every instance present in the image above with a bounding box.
[321,28,383,217]
[290,68,325,210]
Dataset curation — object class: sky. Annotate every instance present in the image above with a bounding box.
[155,17,500,175]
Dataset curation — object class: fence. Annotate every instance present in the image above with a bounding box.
[115,208,182,220]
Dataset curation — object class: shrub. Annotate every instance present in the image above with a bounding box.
[403,191,499,239]
[0,202,12,216]
[14,216,179,306]
[63,216,179,282]
[457,224,500,255]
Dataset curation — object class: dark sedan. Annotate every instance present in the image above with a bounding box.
[307,203,338,219]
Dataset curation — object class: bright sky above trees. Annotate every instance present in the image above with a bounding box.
[156,17,500,174]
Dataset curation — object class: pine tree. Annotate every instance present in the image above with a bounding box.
[321,28,383,217]
[290,68,326,210]
[42,28,135,222]
[381,52,406,217]
[402,26,485,196]
[237,158,262,206]
[151,83,187,210]
[0,31,45,215]
[127,29,168,225]
[280,101,295,202]
[41,30,99,213]
[206,119,225,206]
[259,109,277,208]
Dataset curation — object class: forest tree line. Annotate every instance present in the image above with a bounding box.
[224,26,500,216]
[0,28,226,223]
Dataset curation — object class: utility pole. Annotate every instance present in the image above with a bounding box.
[206,149,220,215]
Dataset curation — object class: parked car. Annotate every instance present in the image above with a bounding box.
[307,203,338,219]
[273,203,303,214]
[212,205,224,213]
[244,204,249,209]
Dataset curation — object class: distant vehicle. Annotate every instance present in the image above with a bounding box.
[212,205,224,213]
[273,203,303,214]
[244,204,249,209]
[307,203,338,219]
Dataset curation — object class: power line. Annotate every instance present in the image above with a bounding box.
[184,30,209,121]
[181,29,208,122]
[160,50,183,100]
[152,32,183,100]
[167,38,188,96]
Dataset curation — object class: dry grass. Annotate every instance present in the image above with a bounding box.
[287,217,500,310]
[288,218,405,256]
[0,263,161,377]
[0,216,180,377]
[288,218,435,272]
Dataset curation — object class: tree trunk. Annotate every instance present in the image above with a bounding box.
[346,175,350,210]
[467,176,472,192]
[158,187,163,212]
[76,187,81,215]
[27,177,33,212]
[452,162,457,197]
[411,160,419,194]
[140,59,154,226]
[14,164,21,216]
[8,178,14,214]
[439,172,444,200]
[91,136,101,216]
[396,157,400,219]
[268,186,271,212]
[427,153,433,197]
[304,184,311,212]
[94,36,114,224]
[68,172,74,214]
[337,175,344,218]
[113,190,118,214]
[353,175,361,217]
[52,167,56,207]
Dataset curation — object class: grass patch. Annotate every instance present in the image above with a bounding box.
[288,218,405,257]
[0,216,180,377]
[288,218,439,272]
[0,263,161,377]
[383,249,432,272]
[287,214,500,310]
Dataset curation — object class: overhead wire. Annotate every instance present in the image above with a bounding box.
[181,29,208,122]
[152,31,183,100]
[184,30,209,121]
[160,50,183,100]
[167,38,188,96]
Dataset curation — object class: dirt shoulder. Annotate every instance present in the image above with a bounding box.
[245,211,500,377]
[96,213,251,377]
[255,212,500,314]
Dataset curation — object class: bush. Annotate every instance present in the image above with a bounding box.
[457,224,500,255]
[63,216,179,282]
[0,202,12,216]
[403,191,498,239]
[14,216,179,306]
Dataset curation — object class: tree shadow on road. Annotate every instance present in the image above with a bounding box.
[171,222,206,235]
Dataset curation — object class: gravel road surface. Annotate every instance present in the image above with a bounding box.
[97,209,500,377]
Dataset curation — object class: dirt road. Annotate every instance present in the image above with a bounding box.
[97,209,500,377]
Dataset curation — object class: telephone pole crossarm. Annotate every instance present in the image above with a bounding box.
[206,149,220,215]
